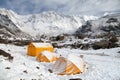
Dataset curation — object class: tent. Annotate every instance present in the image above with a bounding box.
[36,51,58,62]
[52,54,85,75]
[27,42,54,56]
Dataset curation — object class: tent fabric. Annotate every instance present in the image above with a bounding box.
[68,54,85,72]
[27,42,54,56]
[52,54,85,75]
[36,51,58,62]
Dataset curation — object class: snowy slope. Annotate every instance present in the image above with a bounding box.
[0,8,98,37]
[0,13,31,40]
[0,44,120,80]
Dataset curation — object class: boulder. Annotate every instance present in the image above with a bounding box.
[56,35,65,41]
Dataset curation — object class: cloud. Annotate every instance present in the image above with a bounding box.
[0,0,120,15]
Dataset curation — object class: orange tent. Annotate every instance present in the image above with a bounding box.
[52,54,85,75]
[27,42,54,56]
[36,51,58,62]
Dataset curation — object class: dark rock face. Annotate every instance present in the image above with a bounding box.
[0,49,13,61]
[106,18,118,23]
[101,24,120,34]
[75,21,92,38]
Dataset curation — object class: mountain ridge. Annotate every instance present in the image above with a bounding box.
[0,8,98,37]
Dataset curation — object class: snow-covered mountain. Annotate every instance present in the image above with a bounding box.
[0,8,98,37]
[75,13,120,37]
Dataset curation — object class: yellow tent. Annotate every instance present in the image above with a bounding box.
[52,54,85,75]
[36,51,58,62]
[27,42,54,56]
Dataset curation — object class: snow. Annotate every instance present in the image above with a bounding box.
[82,15,98,21]
[32,43,53,48]
[0,43,120,80]
[0,44,58,80]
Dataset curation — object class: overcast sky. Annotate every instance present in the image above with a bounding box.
[0,0,120,15]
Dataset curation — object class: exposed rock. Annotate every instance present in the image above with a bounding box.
[13,40,32,46]
[49,36,57,41]
[20,79,25,80]
[77,34,86,39]
[50,34,65,41]
[23,70,28,74]
[52,43,59,48]
[118,51,120,53]
[31,79,37,80]
[71,42,81,49]
[92,40,111,49]
[106,18,118,23]
[5,67,10,69]
[0,49,13,61]
[69,78,82,80]
[36,66,40,69]
[48,69,53,73]
[80,55,84,58]
[80,44,90,50]
[52,41,90,50]
[75,21,92,38]
[56,35,65,41]
[108,35,118,43]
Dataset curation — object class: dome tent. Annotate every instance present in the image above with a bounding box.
[36,51,58,62]
[52,54,85,75]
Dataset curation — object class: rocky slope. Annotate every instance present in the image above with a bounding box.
[75,13,120,37]
[74,13,120,49]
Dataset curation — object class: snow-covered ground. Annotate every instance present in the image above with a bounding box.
[0,43,120,80]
